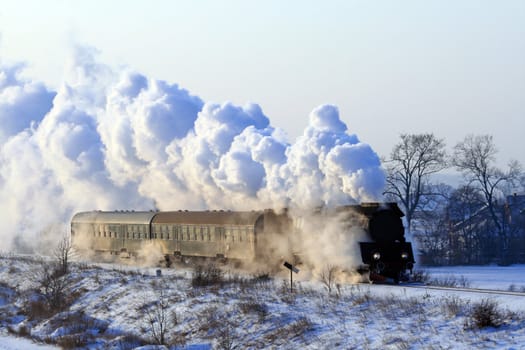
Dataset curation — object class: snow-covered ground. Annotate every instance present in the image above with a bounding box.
[426,264,525,291]
[0,333,58,350]
[2,256,525,349]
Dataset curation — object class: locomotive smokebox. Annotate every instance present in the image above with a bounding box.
[356,202,415,283]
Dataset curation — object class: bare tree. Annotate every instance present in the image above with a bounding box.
[411,184,453,265]
[37,259,72,312]
[446,185,489,264]
[384,133,448,232]
[142,280,178,345]
[319,264,337,296]
[27,235,75,315]
[452,134,522,262]
[54,233,73,276]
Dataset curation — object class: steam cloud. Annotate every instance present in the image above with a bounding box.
[0,48,385,253]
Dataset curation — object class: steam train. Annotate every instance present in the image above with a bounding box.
[71,202,414,282]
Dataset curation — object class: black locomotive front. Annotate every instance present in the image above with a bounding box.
[357,203,415,283]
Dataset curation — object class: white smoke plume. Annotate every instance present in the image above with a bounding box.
[0,48,385,253]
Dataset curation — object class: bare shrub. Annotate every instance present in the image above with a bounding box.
[351,287,371,306]
[25,297,52,320]
[442,295,468,317]
[8,264,20,274]
[227,272,273,292]
[260,316,313,345]
[191,263,224,288]
[7,324,30,337]
[197,305,220,333]
[216,321,239,350]
[238,298,268,321]
[56,334,89,349]
[107,334,148,350]
[251,272,272,284]
[466,298,503,329]
[507,284,525,293]
[278,279,296,304]
[287,316,314,336]
[319,264,338,296]
[36,310,110,348]
[35,260,73,313]
[429,274,470,288]
[411,269,431,284]
[27,236,76,316]
[140,281,178,345]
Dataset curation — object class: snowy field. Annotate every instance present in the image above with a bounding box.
[425,265,525,291]
[2,257,525,349]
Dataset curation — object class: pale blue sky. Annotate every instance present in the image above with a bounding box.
[1,0,524,166]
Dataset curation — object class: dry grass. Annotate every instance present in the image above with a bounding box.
[465,298,504,329]
[191,263,224,288]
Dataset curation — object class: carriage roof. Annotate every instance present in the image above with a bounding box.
[152,210,264,226]
[71,211,157,225]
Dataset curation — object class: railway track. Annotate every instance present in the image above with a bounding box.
[400,283,525,297]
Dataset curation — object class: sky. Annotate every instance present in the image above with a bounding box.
[1,0,524,167]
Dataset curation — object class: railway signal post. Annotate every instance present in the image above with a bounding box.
[283,261,299,293]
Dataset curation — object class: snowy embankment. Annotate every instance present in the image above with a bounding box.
[1,255,525,349]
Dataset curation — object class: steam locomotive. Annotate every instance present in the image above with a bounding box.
[71,203,414,282]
